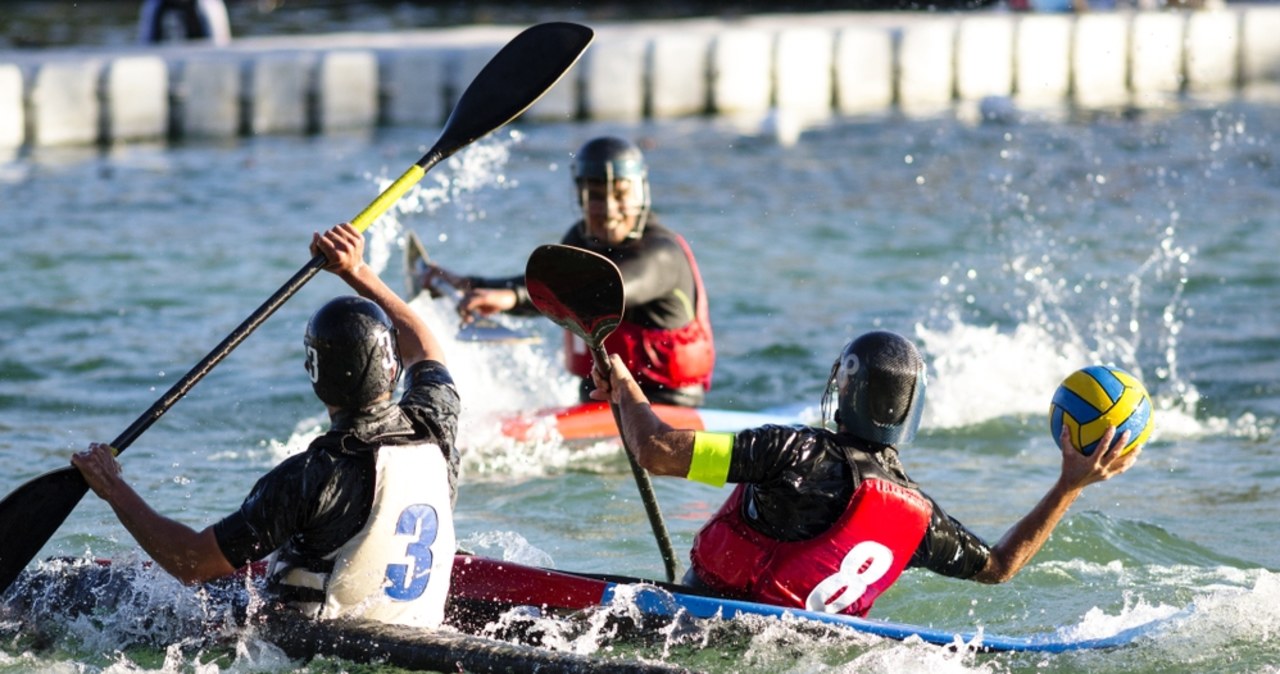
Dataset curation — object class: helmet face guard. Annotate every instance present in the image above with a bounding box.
[572,136,650,241]
[821,331,927,447]
[304,296,401,410]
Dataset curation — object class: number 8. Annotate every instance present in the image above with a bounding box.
[804,541,893,614]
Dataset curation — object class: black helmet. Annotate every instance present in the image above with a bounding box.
[304,296,400,410]
[821,331,927,447]
[572,136,651,237]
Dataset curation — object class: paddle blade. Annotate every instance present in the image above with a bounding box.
[525,244,624,348]
[425,22,593,168]
[0,467,89,593]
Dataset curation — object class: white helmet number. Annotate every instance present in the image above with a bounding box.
[305,345,320,383]
[376,330,396,376]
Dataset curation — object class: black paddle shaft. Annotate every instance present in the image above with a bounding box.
[525,244,683,583]
[0,22,593,596]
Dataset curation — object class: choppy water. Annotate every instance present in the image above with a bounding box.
[2,93,1280,673]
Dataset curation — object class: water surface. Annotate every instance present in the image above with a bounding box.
[1,98,1278,672]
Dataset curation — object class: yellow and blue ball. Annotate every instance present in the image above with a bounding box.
[1049,365,1153,456]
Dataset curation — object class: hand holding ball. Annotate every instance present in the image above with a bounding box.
[1050,366,1153,456]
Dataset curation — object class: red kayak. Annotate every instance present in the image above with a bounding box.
[501,401,807,442]
[446,554,1180,654]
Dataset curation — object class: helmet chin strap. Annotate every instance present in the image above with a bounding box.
[820,356,842,431]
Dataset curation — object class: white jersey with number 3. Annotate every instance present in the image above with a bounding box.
[273,443,456,627]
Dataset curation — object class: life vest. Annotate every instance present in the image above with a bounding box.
[689,478,931,617]
[269,443,456,627]
[565,233,715,392]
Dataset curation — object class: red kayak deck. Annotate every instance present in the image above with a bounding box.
[501,401,805,442]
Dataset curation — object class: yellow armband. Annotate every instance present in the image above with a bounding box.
[687,432,734,487]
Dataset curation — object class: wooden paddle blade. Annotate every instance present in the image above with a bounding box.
[425,22,593,168]
[524,244,624,348]
[0,467,89,593]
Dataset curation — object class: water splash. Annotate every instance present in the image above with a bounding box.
[917,132,1225,440]
[460,530,555,568]
[282,131,590,480]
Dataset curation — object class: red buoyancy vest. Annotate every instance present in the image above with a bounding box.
[689,479,932,617]
[565,234,715,392]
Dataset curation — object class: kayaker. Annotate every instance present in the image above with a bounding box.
[588,330,1142,617]
[417,136,715,407]
[71,222,460,628]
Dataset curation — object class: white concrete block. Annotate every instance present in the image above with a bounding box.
[102,55,168,142]
[316,50,377,131]
[1016,14,1072,105]
[453,45,497,106]
[246,52,313,135]
[1185,10,1239,93]
[1130,12,1185,95]
[834,26,893,115]
[898,19,957,113]
[649,32,710,119]
[774,27,833,116]
[0,64,23,148]
[175,56,241,138]
[581,35,647,121]
[29,58,102,146]
[956,15,1013,100]
[1242,6,1280,82]
[709,29,773,116]
[381,49,447,127]
[1073,14,1130,108]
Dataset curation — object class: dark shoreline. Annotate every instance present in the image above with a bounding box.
[3,0,999,50]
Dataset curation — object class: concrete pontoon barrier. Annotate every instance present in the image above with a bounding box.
[2,6,1280,150]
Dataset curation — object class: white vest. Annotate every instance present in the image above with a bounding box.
[270,443,456,627]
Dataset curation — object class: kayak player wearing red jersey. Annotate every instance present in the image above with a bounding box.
[418,136,715,407]
[72,223,461,628]
[589,330,1142,616]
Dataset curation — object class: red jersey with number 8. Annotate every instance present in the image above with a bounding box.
[689,478,931,617]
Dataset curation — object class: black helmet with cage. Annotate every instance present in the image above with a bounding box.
[820,331,927,447]
[303,295,400,410]
[571,136,651,238]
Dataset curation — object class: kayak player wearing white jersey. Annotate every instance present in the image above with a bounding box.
[590,330,1142,616]
[418,136,715,407]
[72,222,461,628]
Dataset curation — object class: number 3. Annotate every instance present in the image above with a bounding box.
[384,504,439,601]
[805,541,893,614]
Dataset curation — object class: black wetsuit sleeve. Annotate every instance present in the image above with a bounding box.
[463,273,537,315]
[725,425,812,484]
[724,425,853,542]
[463,225,589,317]
[212,453,318,568]
[909,495,993,579]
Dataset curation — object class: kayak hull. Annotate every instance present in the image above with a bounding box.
[4,552,1174,671]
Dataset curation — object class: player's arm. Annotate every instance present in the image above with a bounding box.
[71,443,237,584]
[972,424,1140,583]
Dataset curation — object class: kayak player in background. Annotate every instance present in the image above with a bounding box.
[71,222,461,628]
[589,330,1142,616]
[417,136,715,407]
